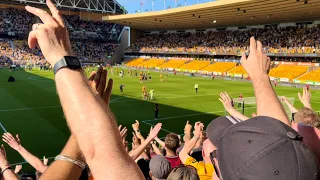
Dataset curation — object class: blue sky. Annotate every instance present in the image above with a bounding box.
[118,0,215,13]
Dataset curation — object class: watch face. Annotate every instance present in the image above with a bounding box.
[65,56,81,68]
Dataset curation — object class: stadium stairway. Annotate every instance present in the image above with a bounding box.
[9,40,14,50]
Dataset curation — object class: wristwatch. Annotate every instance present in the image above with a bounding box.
[53,56,81,74]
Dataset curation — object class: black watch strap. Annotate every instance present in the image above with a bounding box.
[53,56,81,74]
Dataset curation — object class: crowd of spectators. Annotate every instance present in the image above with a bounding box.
[0,1,320,180]
[130,26,320,54]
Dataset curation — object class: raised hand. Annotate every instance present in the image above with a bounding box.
[0,145,9,169]
[2,133,21,151]
[14,165,22,174]
[148,123,162,139]
[298,87,312,109]
[88,67,113,105]
[132,120,140,132]
[26,0,72,65]
[43,156,49,166]
[241,37,271,81]
[118,125,128,139]
[219,92,233,111]
[184,120,192,133]
[193,122,204,138]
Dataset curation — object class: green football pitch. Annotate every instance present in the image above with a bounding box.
[0,67,319,172]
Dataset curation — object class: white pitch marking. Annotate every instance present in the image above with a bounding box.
[0,122,7,132]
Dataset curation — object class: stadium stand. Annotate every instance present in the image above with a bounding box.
[201,62,236,73]
[157,59,188,69]
[268,65,309,80]
[125,58,146,67]
[139,58,165,68]
[297,68,320,82]
[129,26,320,54]
[228,65,247,75]
[179,60,210,71]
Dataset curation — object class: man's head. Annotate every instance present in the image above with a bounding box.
[165,133,180,153]
[207,116,319,180]
[167,165,199,180]
[149,155,171,180]
[294,107,320,128]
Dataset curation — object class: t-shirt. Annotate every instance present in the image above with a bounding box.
[291,122,320,163]
[165,156,181,168]
[194,84,199,88]
[184,156,214,180]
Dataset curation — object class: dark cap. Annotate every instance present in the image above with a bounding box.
[206,116,242,146]
[217,116,319,180]
[149,155,172,180]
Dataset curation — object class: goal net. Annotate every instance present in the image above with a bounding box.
[231,96,295,120]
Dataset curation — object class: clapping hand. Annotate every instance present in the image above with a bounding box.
[0,145,9,170]
[88,67,113,105]
[148,123,162,139]
[193,122,204,139]
[132,120,140,132]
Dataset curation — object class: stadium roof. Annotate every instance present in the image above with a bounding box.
[0,0,126,14]
[103,0,320,31]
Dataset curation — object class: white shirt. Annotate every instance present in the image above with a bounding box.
[194,84,198,88]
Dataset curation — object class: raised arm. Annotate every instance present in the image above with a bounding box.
[25,1,144,179]
[183,121,192,143]
[280,96,298,114]
[132,120,146,143]
[150,141,162,155]
[2,133,47,173]
[298,87,312,109]
[219,92,249,121]
[0,145,18,180]
[179,122,203,163]
[154,137,165,147]
[39,136,84,180]
[241,37,289,125]
[129,123,162,160]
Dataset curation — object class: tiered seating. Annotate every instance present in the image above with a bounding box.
[125,58,145,67]
[297,68,320,82]
[228,65,247,75]
[158,59,188,68]
[269,65,309,80]
[179,60,210,71]
[201,62,236,72]
[139,58,165,68]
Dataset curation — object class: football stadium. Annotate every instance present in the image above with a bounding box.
[0,0,320,179]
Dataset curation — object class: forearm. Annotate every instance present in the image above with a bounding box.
[284,101,298,114]
[151,144,162,155]
[252,75,289,125]
[55,69,144,179]
[2,169,18,180]
[183,131,191,143]
[226,108,249,121]
[129,137,153,160]
[179,136,199,162]
[302,102,312,109]
[40,136,83,180]
[16,146,47,173]
[135,132,145,143]
[154,137,165,147]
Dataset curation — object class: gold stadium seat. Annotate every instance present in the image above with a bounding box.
[158,59,188,68]
[268,65,309,80]
[228,65,247,75]
[125,58,145,67]
[297,68,320,82]
[179,60,210,71]
[201,62,236,72]
[139,58,165,68]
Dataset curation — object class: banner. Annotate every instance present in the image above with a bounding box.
[280,78,289,82]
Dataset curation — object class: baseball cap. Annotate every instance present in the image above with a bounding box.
[149,155,172,180]
[217,116,319,180]
[206,116,242,146]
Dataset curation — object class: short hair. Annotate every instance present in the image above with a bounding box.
[165,133,180,152]
[294,107,320,128]
[167,165,199,180]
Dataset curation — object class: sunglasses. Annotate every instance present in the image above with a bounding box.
[210,150,222,179]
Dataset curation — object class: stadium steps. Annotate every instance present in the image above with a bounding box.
[9,40,14,49]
